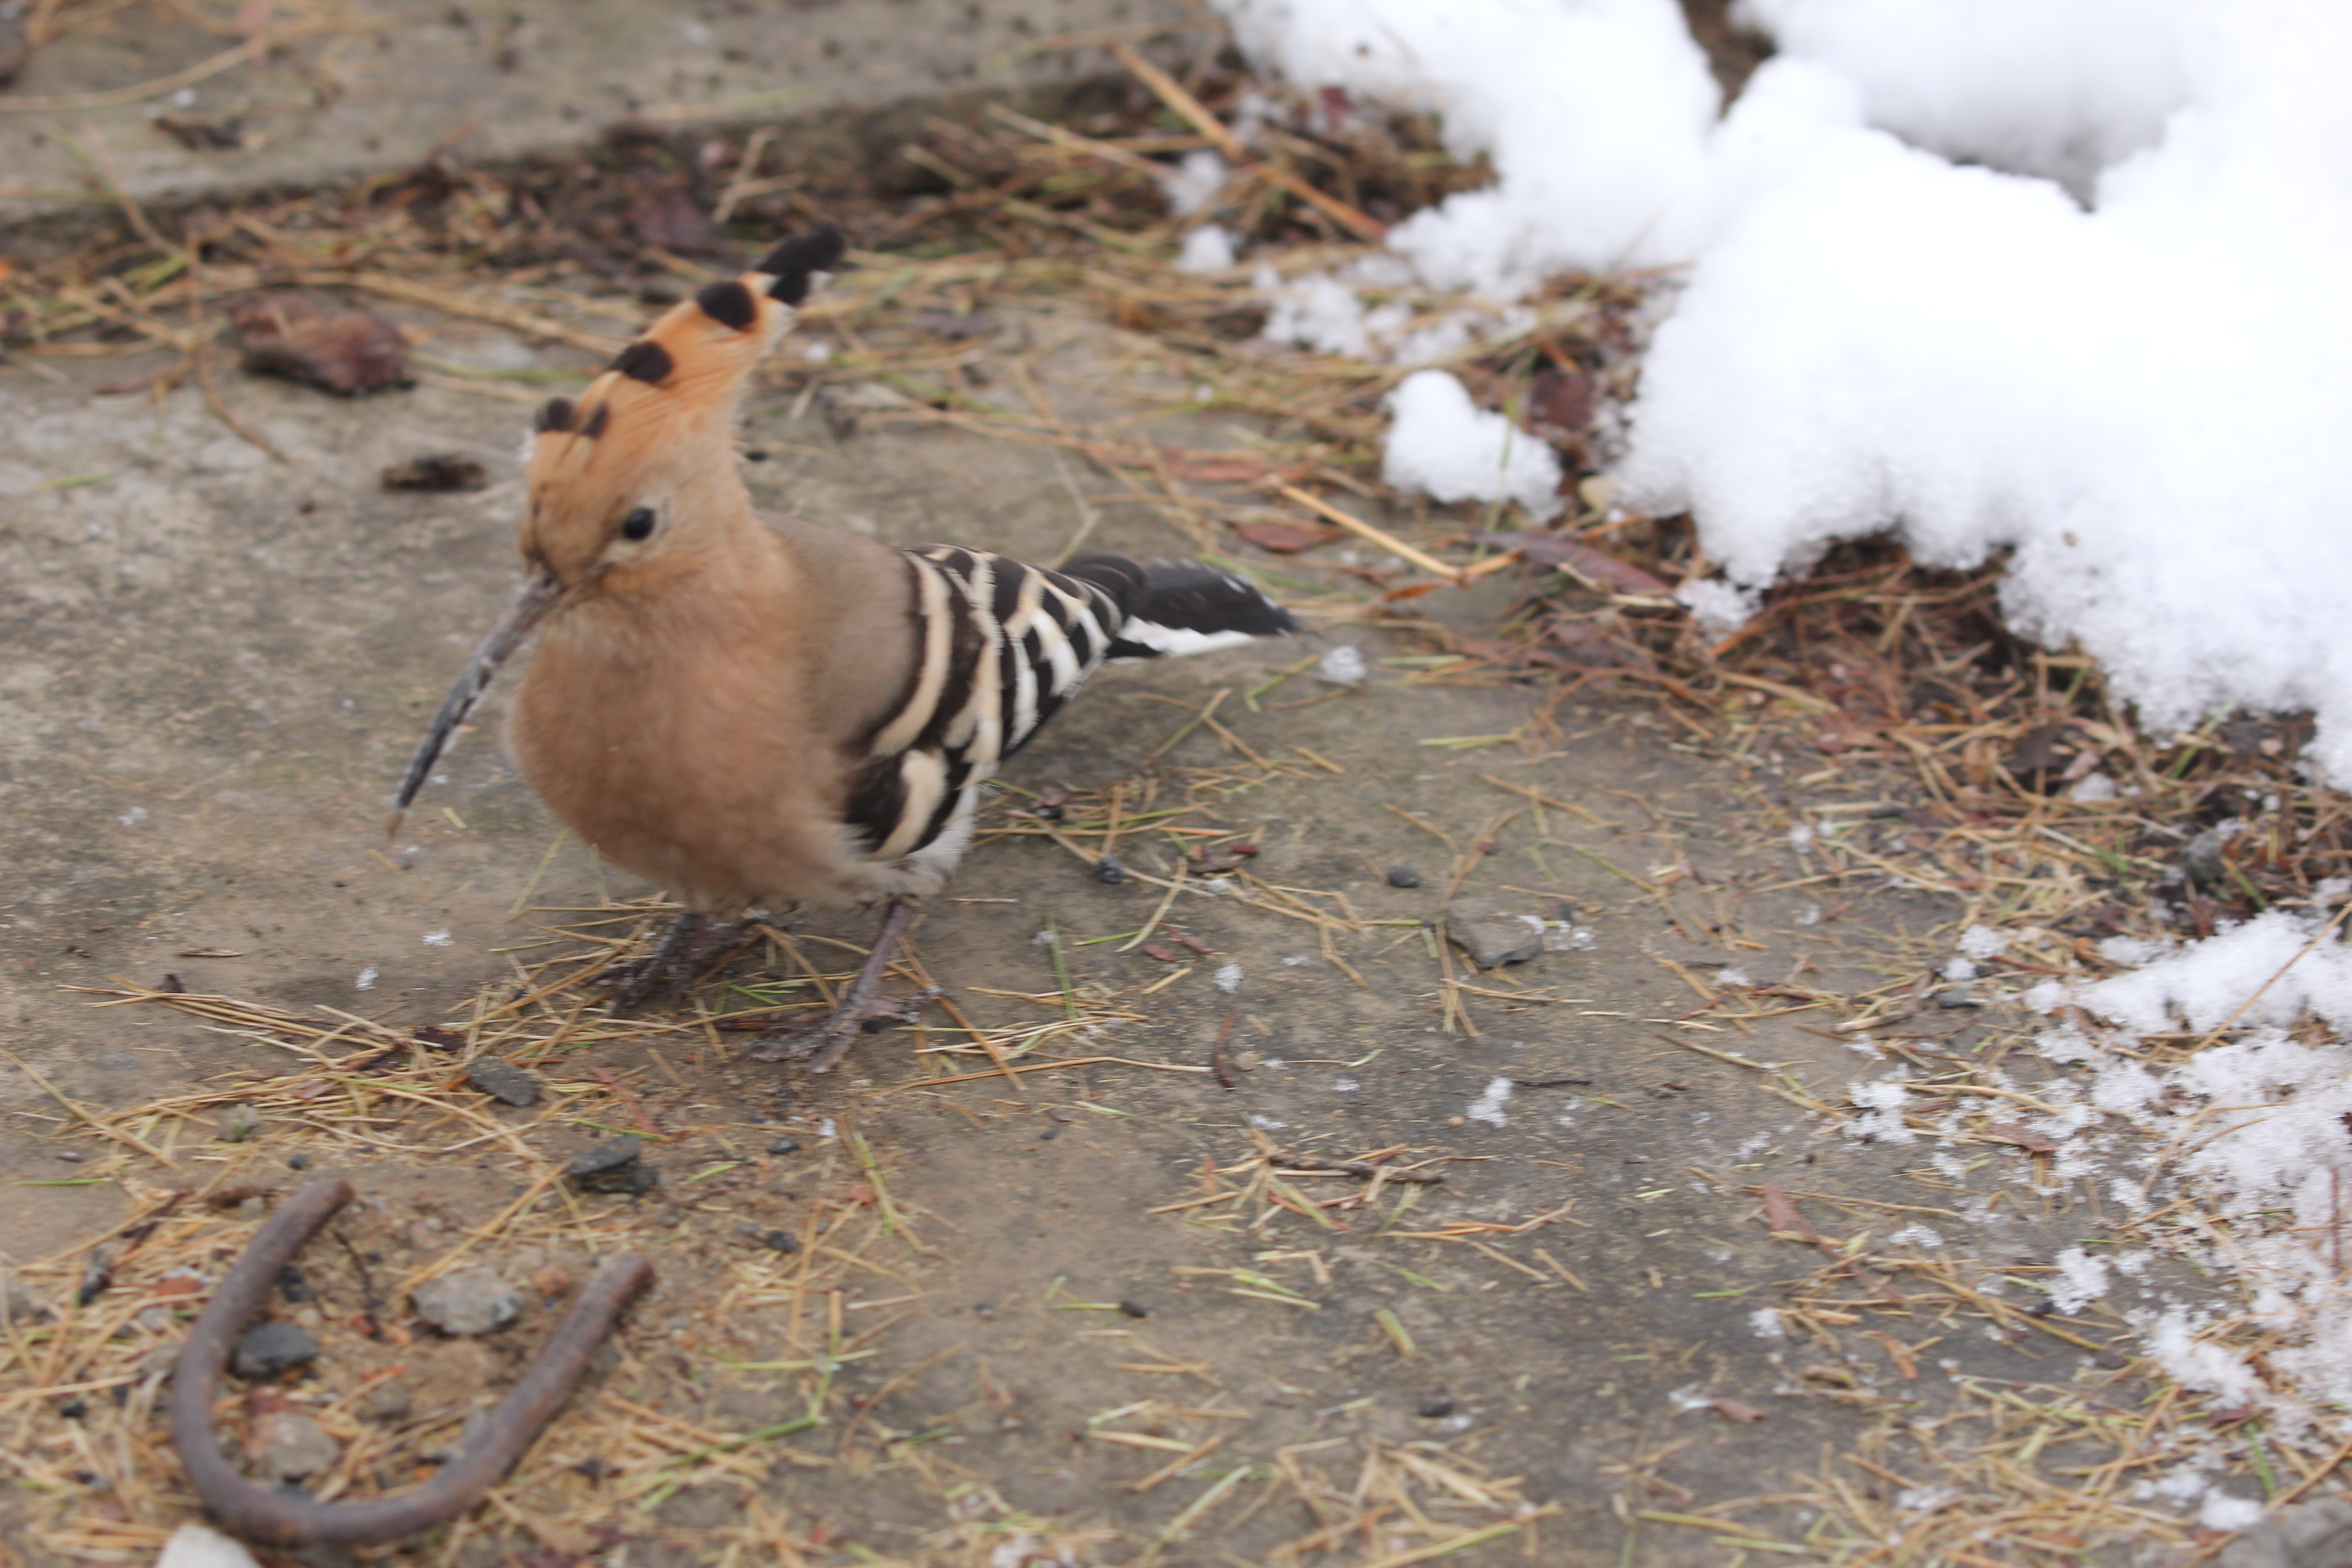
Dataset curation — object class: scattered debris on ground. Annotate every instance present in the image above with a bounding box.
[8,5,2352,1561]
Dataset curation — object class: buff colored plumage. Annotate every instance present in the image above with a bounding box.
[392,228,1294,1070]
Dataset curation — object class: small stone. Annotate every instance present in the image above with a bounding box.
[1933,986,1981,1009]
[465,1058,541,1107]
[2184,822,2236,890]
[411,1268,522,1336]
[766,1137,800,1156]
[1444,899,1545,968]
[1,1272,52,1328]
[1095,853,1127,885]
[1118,1300,1149,1319]
[157,1522,265,1568]
[278,1265,312,1303]
[2221,1498,2352,1568]
[1386,864,1421,888]
[566,1134,658,1196]
[252,1411,340,1481]
[758,1230,799,1254]
[229,1321,318,1380]
[360,1380,413,1423]
[2092,1348,2129,1371]
[217,1103,262,1143]
[1416,1394,1456,1419]
[285,1153,309,1170]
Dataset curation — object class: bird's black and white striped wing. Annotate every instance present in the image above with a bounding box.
[843,545,1295,864]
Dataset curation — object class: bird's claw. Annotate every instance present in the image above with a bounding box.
[611,913,745,1009]
[742,988,943,1072]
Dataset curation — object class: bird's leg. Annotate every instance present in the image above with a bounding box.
[746,899,923,1073]
[612,910,721,1008]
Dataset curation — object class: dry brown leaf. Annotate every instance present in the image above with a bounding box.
[1759,1179,1825,1243]
[1231,519,1340,554]
[1476,532,1672,597]
[1983,1121,2059,1154]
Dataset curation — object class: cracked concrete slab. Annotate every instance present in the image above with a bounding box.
[1,0,1199,238]
[0,18,2191,1565]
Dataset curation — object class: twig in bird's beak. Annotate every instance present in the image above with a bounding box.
[386,573,566,840]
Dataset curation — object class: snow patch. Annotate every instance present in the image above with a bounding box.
[1382,370,1564,522]
[1465,1076,1514,1127]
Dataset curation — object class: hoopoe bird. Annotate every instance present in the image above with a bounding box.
[391,228,1296,1070]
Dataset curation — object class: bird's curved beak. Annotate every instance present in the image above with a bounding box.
[385,571,566,839]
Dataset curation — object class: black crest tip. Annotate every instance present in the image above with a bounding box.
[696,278,760,332]
[609,339,675,386]
[533,397,575,434]
[755,225,846,307]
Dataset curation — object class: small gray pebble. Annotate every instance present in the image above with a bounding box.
[760,1230,799,1254]
[361,1380,413,1423]
[411,1268,521,1336]
[230,1321,318,1379]
[766,1137,800,1156]
[567,1134,641,1174]
[1444,899,1544,967]
[1386,865,1421,888]
[253,1411,340,1481]
[1,1272,52,1328]
[566,1134,658,1196]
[465,1058,541,1107]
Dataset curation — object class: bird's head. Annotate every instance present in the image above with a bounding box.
[386,227,845,835]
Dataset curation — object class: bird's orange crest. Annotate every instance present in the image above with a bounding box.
[518,228,844,578]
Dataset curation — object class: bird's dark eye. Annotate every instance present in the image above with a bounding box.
[620,507,657,541]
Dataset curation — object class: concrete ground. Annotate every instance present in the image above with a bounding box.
[1,11,2174,1567]
[2,0,1199,241]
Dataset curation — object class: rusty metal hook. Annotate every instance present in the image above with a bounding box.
[171,1179,653,1547]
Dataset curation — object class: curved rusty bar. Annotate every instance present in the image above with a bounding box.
[171,1178,654,1547]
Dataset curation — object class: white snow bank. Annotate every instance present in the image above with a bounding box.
[2079,909,2352,1038]
[1223,0,1721,293]
[1744,0,2196,194]
[1383,370,1564,521]
[1215,0,2352,775]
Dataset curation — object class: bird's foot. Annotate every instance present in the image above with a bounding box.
[743,989,942,1072]
[611,911,740,1009]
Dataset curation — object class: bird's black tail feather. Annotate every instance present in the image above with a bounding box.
[1063,556,1298,658]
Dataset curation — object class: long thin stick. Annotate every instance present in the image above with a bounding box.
[1118,861,1189,952]
[1277,484,1463,583]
